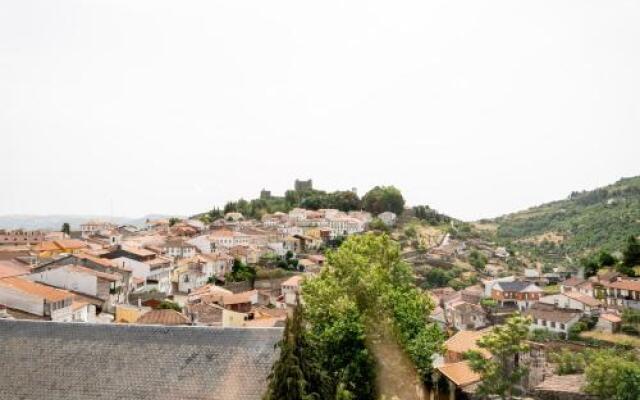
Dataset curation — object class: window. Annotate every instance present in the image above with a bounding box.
[550,321,556,328]
[560,323,565,330]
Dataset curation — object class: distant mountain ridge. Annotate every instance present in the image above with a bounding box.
[488,175,640,264]
[0,214,179,231]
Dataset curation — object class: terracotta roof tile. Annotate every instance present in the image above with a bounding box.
[0,260,30,279]
[607,279,640,292]
[0,276,72,302]
[135,309,190,325]
[437,361,481,387]
[444,330,491,358]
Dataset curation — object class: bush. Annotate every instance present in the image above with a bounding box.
[621,324,640,336]
[551,349,586,375]
[568,321,588,340]
[158,300,182,312]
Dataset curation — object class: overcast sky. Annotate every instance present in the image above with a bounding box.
[1,0,639,221]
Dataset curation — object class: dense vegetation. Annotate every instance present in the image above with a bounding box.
[361,186,405,216]
[491,176,640,266]
[466,314,532,399]
[552,347,640,400]
[580,235,640,278]
[264,233,444,399]
[224,259,257,283]
[412,205,453,226]
[196,185,406,222]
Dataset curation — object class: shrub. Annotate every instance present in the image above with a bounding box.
[551,349,586,375]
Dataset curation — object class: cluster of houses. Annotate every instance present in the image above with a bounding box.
[431,270,637,339]
[427,264,639,398]
[0,206,391,327]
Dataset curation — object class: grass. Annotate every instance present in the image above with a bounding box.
[580,331,640,348]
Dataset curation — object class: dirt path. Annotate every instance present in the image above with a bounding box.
[367,324,429,400]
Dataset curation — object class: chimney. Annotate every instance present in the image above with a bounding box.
[137,298,142,308]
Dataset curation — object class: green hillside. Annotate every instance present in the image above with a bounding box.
[489,176,640,266]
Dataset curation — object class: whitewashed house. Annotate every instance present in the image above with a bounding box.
[281,275,303,306]
[163,239,197,259]
[0,276,75,322]
[377,212,397,227]
[188,235,214,254]
[539,292,603,316]
[525,303,582,337]
[28,264,121,301]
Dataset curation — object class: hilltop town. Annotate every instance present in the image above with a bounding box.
[0,178,639,400]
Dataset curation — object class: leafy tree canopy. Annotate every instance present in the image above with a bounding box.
[362,186,405,216]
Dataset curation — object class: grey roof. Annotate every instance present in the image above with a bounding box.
[0,320,282,400]
[495,281,541,292]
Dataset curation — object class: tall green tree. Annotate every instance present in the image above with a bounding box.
[584,349,640,400]
[61,222,70,235]
[263,308,308,400]
[466,314,532,399]
[623,235,640,267]
[362,186,405,215]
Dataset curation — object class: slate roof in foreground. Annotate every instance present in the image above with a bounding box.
[0,320,282,400]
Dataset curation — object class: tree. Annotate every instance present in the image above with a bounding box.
[468,250,488,270]
[168,217,180,227]
[328,191,362,212]
[367,218,389,232]
[623,235,640,268]
[597,250,617,267]
[61,222,70,235]
[584,349,640,400]
[158,300,182,312]
[226,259,257,283]
[263,307,308,400]
[362,186,405,215]
[466,314,532,399]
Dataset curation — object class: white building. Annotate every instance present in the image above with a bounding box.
[525,303,582,337]
[163,239,197,259]
[188,235,213,254]
[539,292,603,316]
[28,264,121,301]
[327,217,365,238]
[209,230,250,249]
[377,212,397,227]
[0,276,75,322]
[281,275,303,306]
[80,220,116,239]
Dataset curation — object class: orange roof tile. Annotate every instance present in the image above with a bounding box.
[223,290,257,305]
[0,277,72,302]
[33,241,61,252]
[136,309,190,325]
[445,330,491,358]
[608,279,640,292]
[563,291,602,307]
[54,240,88,250]
[600,313,622,323]
[437,361,481,387]
[0,260,30,279]
[282,275,304,287]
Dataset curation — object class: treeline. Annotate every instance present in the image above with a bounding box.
[494,177,640,266]
[412,205,452,226]
[263,234,444,400]
[198,185,406,222]
[581,235,640,277]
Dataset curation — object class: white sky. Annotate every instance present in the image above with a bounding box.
[1,0,639,221]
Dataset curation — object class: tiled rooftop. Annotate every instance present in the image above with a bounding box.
[0,320,282,400]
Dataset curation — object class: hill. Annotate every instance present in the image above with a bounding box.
[0,214,178,230]
[485,175,640,266]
